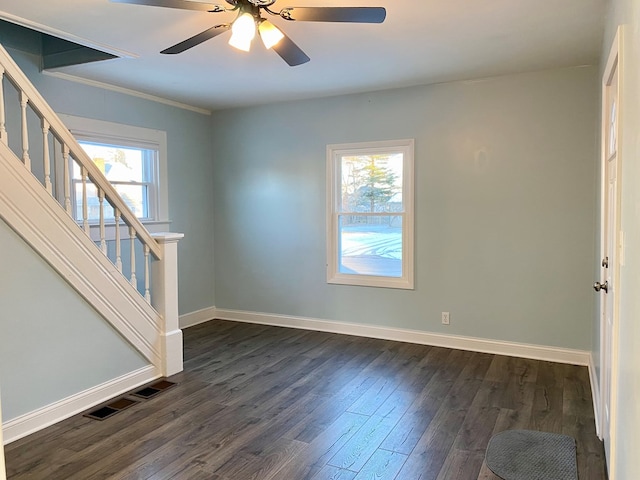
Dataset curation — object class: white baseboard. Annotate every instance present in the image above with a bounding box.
[213,308,591,366]
[163,329,184,377]
[2,365,159,445]
[180,307,217,329]
[2,309,593,446]
[589,352,602,438]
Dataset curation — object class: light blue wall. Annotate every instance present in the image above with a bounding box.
[0,19,604,442]
[601,0,640,476]
[211,66,599,350]
[0,219,148,421]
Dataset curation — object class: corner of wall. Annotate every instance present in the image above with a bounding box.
[180,307,217,329]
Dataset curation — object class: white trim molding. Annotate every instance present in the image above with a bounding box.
[44,72,211,116]
[180,307,218,329]
[589,352,602,438]
[326,139,415,290]
[2,365,158,445]
[59,113,170,229]
[212,308,591,366]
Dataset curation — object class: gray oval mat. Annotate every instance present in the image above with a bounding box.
[485,429,578,480]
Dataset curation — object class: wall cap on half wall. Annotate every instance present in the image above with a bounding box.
[151,232,184,243]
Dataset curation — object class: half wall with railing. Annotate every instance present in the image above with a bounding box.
[0,42,183,377]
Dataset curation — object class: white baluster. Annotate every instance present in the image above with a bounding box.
[129,226,137,287]
[20,91,30,170]
[114,209,122,272]
[42,119,52,194]
[53,138,60,199]
[81,166,89,234]
[0,67,7,145]
[63,144,71,214]
[144,244,151,303]
[99,189,107,254]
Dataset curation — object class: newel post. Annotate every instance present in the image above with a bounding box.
[151,232,185,377]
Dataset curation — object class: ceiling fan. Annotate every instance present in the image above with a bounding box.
[111,0,386,66]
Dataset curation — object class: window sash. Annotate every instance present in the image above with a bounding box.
[71,179,153,222]
[71,145,157,181]
[336,212,405,278]
[69,140,159,223]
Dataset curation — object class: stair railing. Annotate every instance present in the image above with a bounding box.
[0,45,161,302]
[0,43,183,376]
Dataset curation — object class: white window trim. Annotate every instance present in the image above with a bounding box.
[326,139,415,290]
[59,114,171,241]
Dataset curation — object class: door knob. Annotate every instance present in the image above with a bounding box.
[602,257,609,268]
[594,281,609,293]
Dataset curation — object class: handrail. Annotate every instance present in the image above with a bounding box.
[0,44,161,260]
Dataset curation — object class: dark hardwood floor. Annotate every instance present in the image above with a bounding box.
[5,320,606,479]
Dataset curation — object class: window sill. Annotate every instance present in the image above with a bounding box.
[327,273,414,290]
[84,220,172,242]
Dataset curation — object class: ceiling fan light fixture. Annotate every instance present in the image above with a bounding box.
[228,12,256,52]
[258,20,284,49]
[113,1,388,66]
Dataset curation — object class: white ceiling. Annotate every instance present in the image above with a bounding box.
[0,0,607,111]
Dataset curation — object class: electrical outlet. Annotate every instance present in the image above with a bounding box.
[441,312,450,325]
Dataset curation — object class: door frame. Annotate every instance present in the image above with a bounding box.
[598,25,623,477]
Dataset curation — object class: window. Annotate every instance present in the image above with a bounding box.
[327,139,414,289]
[59,115,169,238]
[72,142,156,221]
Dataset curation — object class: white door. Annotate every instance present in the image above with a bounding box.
[597,27,621,473]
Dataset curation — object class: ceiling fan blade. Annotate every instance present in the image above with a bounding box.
[272,33,310,67]
[279,7,386,23]
[161,24,230,54]
[110,0,226,12]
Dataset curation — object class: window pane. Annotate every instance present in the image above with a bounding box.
[114,183,148,218]
[340,153,403,213]
[338,215,403,277]
[75,183,103,221]
[74,143,148,182]
[75,183,148,220]
[73,142,148,183]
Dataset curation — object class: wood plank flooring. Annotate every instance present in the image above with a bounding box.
[4,320,607,479]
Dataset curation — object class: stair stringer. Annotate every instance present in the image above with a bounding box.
[0,140,163,369]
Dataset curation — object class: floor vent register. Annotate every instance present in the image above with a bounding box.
[84,379,176,421]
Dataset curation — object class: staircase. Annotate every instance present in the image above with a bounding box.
[0,44,183,440]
